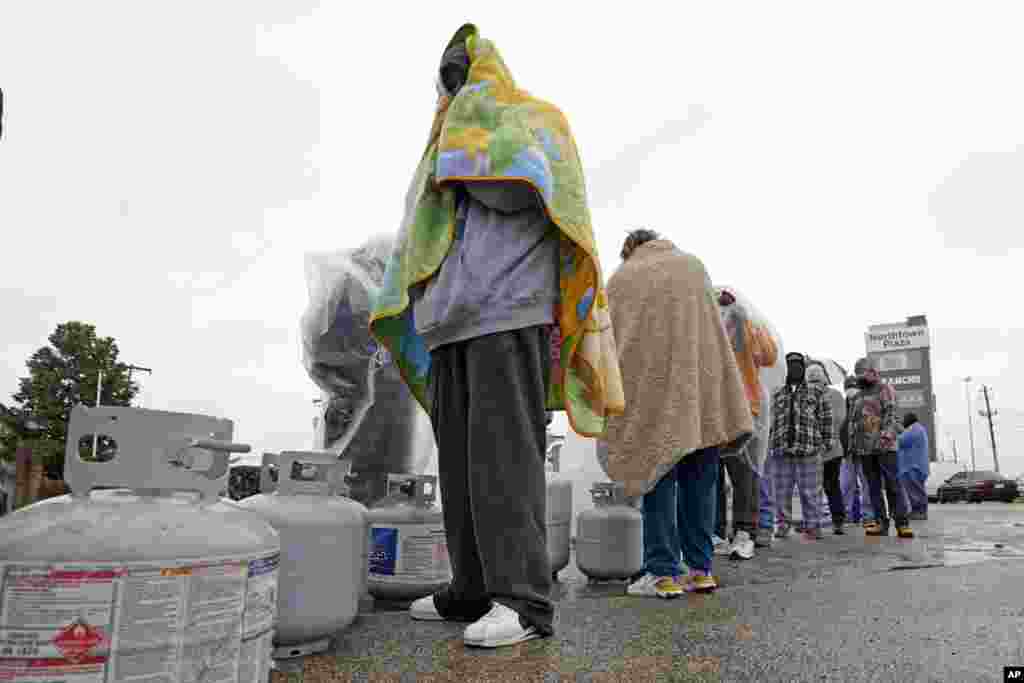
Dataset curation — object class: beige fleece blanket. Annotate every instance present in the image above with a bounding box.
[598,241,753,499]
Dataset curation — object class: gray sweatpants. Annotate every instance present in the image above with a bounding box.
[427,326,554,635]
[722,455,759,536]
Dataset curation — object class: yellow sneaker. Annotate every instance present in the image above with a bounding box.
[896,526,914,539]
[683,571,718,593]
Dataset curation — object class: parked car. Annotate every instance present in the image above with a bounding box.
[927,463,971,503]
[967,472,1019,503]
[937,470,1016,503]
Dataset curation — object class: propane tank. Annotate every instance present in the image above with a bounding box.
[546,471,572,580]
[576,482,643,581]
[365,474,451,601]
[0,405,281,683]
[227,452,368,659]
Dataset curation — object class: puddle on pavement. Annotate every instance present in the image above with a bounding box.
[936,543,1024,567]
[887,541,1024,569]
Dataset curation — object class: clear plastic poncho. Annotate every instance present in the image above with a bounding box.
[300,235,436,504]
[713,285,786,474]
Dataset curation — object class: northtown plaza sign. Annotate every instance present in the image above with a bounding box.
[865,324,930,353]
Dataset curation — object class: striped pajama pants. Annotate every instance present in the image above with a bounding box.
[772,454,824,530]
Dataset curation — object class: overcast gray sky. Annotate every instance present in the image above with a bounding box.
[2,2,1022,474]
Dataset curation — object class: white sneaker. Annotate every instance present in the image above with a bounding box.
[713,536,732,556]
[729,530,755,560]
[627,573,683,599]
[409,594,446,621]
[776,524,795,539]
[463,602,539,648]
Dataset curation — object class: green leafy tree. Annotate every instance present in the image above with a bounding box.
[0,322,138,479]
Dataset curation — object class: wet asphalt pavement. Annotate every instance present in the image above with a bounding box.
[271,502,1024,682]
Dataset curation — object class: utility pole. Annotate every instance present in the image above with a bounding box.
[978,384,1000,474]
[951,438,958,465]
[92,370,103,459]
[126,364,153,407]
[963,377,976,472]
[126,364,153,382]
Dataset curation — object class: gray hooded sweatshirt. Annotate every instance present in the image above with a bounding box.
[411,43,560,352]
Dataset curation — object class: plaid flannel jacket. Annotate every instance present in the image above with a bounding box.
[768,382,835,458]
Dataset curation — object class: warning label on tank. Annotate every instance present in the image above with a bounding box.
[0,553,278,683]
[368,528,398,576]
[368,525,450,584]
[242,557,278,638]
[0,656,106,683]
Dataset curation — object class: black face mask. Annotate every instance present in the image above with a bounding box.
[440,45,470,96]
[786,364,805,384]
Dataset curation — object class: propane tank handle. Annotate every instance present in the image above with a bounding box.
[277,451,353,497]
[64,404,243,503]
[590,482,618,506]
[384,473,437,504]
[385,473,413,499]
[259,452,278,493]
[415,474,438,505]
[191,438,250,453]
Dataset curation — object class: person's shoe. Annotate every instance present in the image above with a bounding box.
[713,536,732,556]
[896,526,914,539]
[463,602,540,648]
[682,569,718,593]
[627,573,683,599]
[865,520,891,536]
[833,522,846,535]
[754,528,774,548]
[802,528,823,541]
[729,530,755,560]
[410,594,447,621]
[776,524,795,539]
[410,593,491,622]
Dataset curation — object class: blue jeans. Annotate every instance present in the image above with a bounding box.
[641,447,720,576]
[901,471,928,514]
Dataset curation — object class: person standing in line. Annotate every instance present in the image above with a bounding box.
[714,287,780,559]
[840,376,872,525]
[806,365,848,534]
[847,357,913,538]
[371,24,625,648]
[898,412,930,521]
[601,229,753,597]
[768,353,835,541]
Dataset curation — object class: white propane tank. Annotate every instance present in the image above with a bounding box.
[229,452,368,660]
[0,405,281,683]
[365,474,451,601]
[576,482,643,581]
[546,471,572,580]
